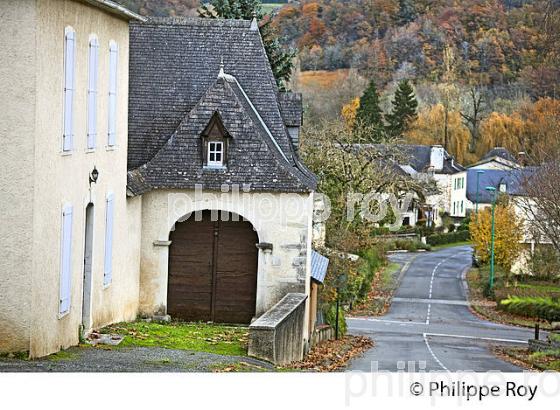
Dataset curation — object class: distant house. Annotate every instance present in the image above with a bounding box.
[0,6,318,359]
[468,147,522,171]
[390,145,467,226]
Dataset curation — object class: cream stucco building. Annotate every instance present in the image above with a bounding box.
[1,2,317,359]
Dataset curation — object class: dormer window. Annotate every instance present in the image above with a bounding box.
[201,112,230,169]
[208,141,224,167]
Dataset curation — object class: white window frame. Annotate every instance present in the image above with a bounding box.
[107,40,118,147]
[62,27,76,152]
[207,141,224,167]
[87,35,99,150]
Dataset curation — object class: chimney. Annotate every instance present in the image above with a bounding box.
[518,151,526,167]
[430,145,444,171]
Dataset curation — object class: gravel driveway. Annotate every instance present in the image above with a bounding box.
[0,346,273,372]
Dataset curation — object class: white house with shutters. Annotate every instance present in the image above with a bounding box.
[0,2,318,361]
[0,0,145,358]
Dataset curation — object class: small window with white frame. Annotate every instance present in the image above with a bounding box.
[207,141,224,167]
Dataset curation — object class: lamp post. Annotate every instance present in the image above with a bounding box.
[485,186,497,290]
[475,170,485,215]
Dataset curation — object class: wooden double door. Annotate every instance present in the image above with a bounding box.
[167,210,258,324]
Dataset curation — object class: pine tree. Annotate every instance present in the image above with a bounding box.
[397,0,417,25]
[386,80,418,138]
[354,79,385,142]
[199,0,295,90]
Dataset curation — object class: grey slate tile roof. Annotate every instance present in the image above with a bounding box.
[353,144,465,175]
[129,74,315,194]
[128,17,316,193]
[396,144,465,174]
[465,168,535,203]
[482,147,518,163]
[278,92,303,127]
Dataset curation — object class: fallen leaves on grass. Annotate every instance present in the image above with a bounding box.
[350,268,393,316]
[490,345,560,371]
[287,336,373,372]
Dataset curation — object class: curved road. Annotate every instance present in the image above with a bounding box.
[347,245,537,372]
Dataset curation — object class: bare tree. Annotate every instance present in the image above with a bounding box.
[516,149,560,254]
[461,86,487,153]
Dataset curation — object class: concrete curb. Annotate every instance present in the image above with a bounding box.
[395,255,417,288]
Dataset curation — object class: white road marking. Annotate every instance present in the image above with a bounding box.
[393,297,470,306]
[425,332,528,344]
[423,333,449,372]
[425,251,471,324]
[347,317,427,326]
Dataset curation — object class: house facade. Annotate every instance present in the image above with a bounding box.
[0,0,145,358]
[1,4,317,358]
[395,145,467,226]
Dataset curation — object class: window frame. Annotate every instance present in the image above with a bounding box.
[207,141,225,168]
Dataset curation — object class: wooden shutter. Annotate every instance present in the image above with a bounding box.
[59,205,73,314]
[87,36,99,149]
[104,193,114,286]
[107,41,118,146]
[63,28,76,151]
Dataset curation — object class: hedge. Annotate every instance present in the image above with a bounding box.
[426,230,470,246]
[499,296,560,322]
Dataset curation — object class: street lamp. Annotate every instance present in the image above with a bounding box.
[475,170,485,215]
[485,186,497,290]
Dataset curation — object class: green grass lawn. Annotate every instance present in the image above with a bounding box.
[498,346,560,371]
[466,267,558,330]
[101,321,249,356]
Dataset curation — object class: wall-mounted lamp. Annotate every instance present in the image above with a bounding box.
[89,166,99,185]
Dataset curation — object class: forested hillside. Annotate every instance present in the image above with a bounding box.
[275,0,559,164]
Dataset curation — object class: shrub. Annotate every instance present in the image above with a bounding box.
[499,296,560,322]
[426,230,470,246]
[356,248,386,302]
[529,246,560,282]
[448,224,456,232]
[324,304,347,336]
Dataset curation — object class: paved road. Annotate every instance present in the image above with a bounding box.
[347,246,537,372]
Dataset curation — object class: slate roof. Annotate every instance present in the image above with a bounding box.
[355,144,465,175]
[397,144,465,174]
[278,92,303,127]
[482,147,518,163]
[465,168,535,203]
[127,17,316,194]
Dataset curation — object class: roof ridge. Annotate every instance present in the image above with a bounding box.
[143,16,252,27]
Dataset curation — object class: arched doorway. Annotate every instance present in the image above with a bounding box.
[167,210,259,324]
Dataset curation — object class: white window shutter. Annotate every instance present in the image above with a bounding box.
[87,37,99,149]
[104,193,115,286]
[59,205,73,314]
[63,28,76,151]
[107,41,118,146]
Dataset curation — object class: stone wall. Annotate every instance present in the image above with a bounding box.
[248,293,307,365]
